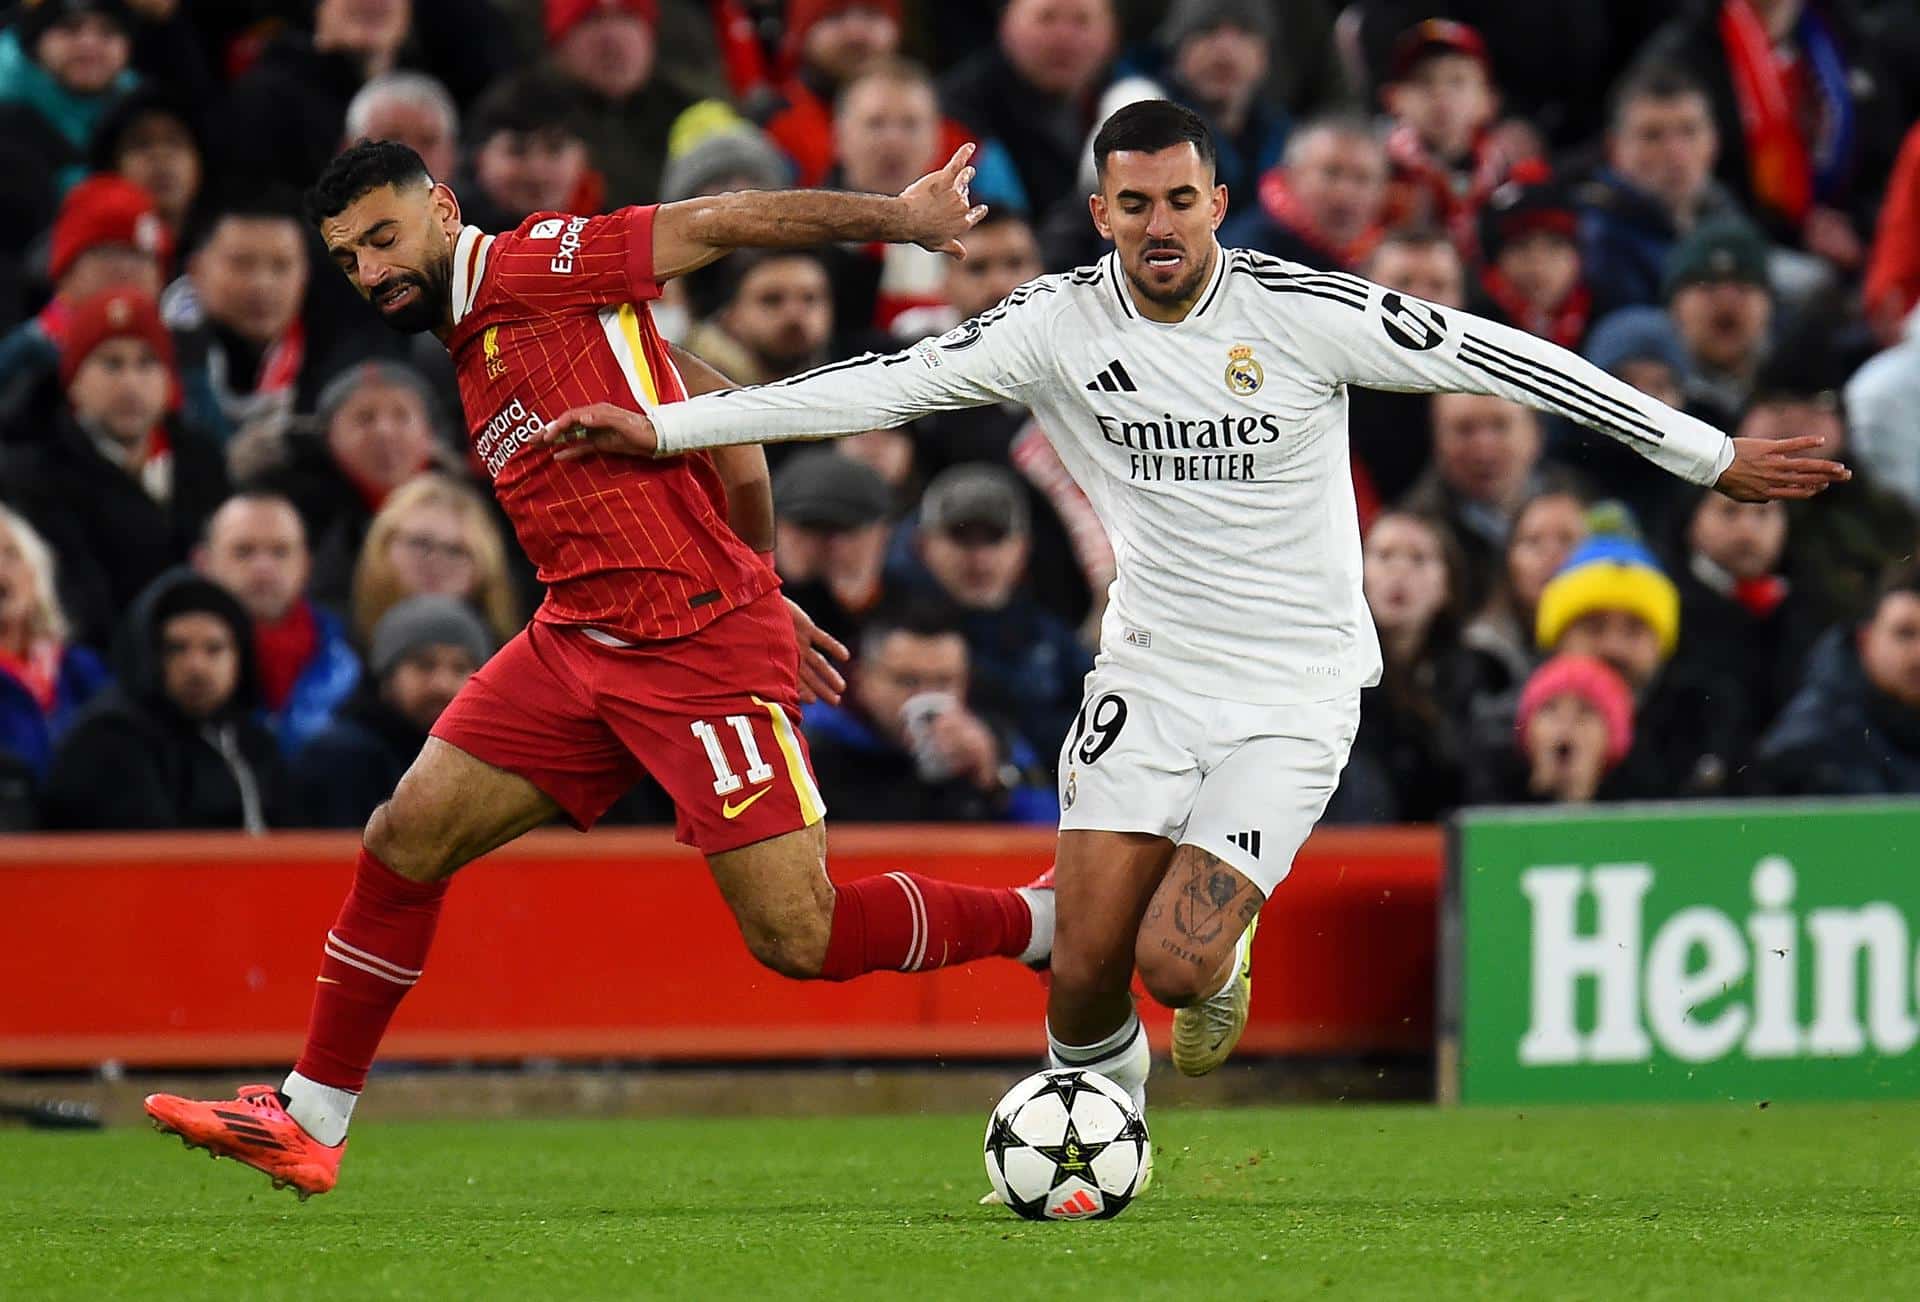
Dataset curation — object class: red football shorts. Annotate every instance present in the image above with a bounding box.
[430,590,826,854]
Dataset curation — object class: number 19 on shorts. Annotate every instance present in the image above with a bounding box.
[691,717,775,795]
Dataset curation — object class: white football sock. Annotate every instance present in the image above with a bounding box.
[1014,885,1054,966]
[281,1071,357,1147]
[1048,1012,1149,1113]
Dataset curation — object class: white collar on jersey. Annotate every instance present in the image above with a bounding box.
[450,225,495,327]
[1102,239,1229,326]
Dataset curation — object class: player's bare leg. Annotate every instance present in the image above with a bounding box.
[1135,845,1263,1078]
[1043,830,1176,1111]
[144,740,558,1196]
[705,822,1053,980]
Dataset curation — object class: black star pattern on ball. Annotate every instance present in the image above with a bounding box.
[1031,1118,1113,1193]
[1028,1069,1105,1116]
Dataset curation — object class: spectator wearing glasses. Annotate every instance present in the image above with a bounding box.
[348,472,520,649]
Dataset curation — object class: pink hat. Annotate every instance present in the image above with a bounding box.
[1515,654,1635,768]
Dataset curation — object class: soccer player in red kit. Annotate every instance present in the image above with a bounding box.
[144,141,1055,1197]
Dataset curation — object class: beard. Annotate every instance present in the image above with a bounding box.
[1124,241,1212,307]
[372,252,452,334]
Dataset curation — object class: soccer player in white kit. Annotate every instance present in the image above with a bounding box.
[536,102,1846,1116]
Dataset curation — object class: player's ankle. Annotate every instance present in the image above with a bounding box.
[282,1071,357,1147]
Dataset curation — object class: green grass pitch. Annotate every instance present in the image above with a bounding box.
[4,1101,1916,1300]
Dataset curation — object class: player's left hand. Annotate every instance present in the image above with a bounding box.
[897,143,989,258]
[539,403,661,461]
[786,598,848,705]
[1715,435,1851,502]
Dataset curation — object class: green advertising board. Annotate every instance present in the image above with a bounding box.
[1447,800,1920,1105]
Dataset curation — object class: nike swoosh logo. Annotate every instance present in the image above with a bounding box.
[722,785,773,819]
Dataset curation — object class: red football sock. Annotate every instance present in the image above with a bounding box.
[820,873,1033,980]
[292,848,448,1092]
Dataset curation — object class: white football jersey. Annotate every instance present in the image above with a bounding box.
[651,246,1734,706]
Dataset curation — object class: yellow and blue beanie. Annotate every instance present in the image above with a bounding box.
[1534,535,1679,656]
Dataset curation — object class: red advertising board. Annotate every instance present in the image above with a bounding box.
[0,826,1439,1067]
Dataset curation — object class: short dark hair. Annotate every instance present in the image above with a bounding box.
[859,598,967,659]
[1873,559,1920,615]
[305,139,431,227]
[1367,224,1457,261]
[1091,99,1216,179]
[184,183,306,256]
[1607,62,1710,133]
[467,68,587,150]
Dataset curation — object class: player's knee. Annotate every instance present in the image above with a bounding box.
[742,914,831,981]
[1134,935,1217,1009]
[363,801,454,884]
[1048,924,1134,998]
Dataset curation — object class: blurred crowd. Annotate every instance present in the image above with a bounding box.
[4,0,1920,834]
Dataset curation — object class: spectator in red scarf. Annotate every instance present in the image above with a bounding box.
[1377,19,1525,260]
[195,491,362,758]
[249,360,444,614]
[1637,0,1905,271]
[0,287,227,650]
[1478,179,1593,352]
[1220,114,1387,271]
[0,503,109,786]
[163,187,314,451]
[0,173,170,441]
[1668,488,1815,731]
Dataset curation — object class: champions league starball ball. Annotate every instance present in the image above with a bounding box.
[983,1069,1150,1220]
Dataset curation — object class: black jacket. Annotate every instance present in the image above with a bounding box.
[40,571,289,830]
[0,410,229,651]
[1751,625,1920,794]
[289,684,424,828]
[250,428,377,616]
[941,49,1099,220]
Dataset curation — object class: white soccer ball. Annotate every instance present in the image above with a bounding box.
[983,1068,1150,1220]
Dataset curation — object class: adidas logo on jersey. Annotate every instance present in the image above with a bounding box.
[1085,359,1138,392]
[1227,830,1262,859]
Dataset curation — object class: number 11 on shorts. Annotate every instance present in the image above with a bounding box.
[691,717,776,795]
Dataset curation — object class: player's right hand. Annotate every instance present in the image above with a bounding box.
[897,142,989,258]
[539,403,661,462]
[1714,435,1851,501]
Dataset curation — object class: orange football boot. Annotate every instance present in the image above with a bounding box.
[145,1083,345,1199]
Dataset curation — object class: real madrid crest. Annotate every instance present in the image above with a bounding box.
[1063,769,1077,810]
[1225,343,1263,396]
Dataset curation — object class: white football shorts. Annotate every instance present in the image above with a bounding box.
[1054,664,1360,896]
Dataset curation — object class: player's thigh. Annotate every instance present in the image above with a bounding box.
[369,737,561,882]
[1049,828,1177,997]
[1133,842,1264,1006]
[704,822,833,979]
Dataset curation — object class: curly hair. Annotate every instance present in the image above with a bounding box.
[305,139,431,227]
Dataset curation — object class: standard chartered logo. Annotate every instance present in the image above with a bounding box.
[1518,857,1920,1066]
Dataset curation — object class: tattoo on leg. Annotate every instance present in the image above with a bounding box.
[1171,853,1242,946]
[1158,937,1207,968]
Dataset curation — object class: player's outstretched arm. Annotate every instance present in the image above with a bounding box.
[1292,272,1850,502]
[650,144,989,280]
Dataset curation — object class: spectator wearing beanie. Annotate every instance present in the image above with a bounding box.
[0,0,139,216]
[659,103,791,205]
[292,594,490,827]
[41,567,289,831]
[1376,20,1524,259]
[1473,653,1636,805]
[545,0,691,209]
[1478,180,1593,353]
[1662,214,1774,429]
[0,172,169,441]
[772,448,895,649]
[251,359,447,614]
[1472,530,1750,800]
[195,492,362,758]
[1460,486,1589,700]
[1667,486,1818,734]
[0,287,226,650]
[0,503,109,785]
[1552,305,1694,535]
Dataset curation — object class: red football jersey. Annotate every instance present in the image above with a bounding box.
[443,206,777,642]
